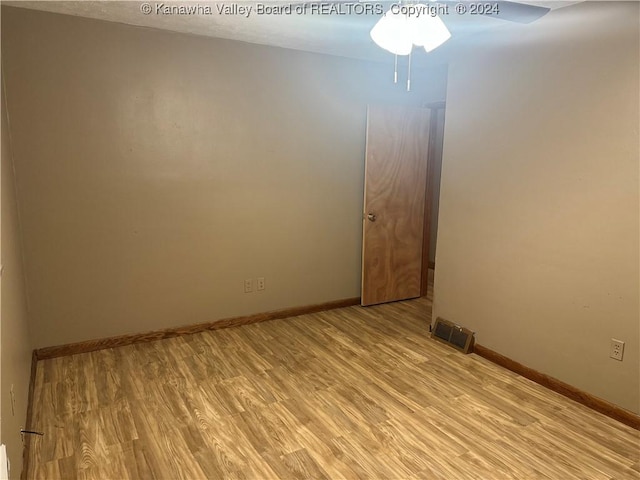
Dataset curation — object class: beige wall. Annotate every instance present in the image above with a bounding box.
[434,1,639,413]
[1,7,447,349]
[1,69,33,476]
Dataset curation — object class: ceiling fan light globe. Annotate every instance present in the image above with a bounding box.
[370,11,413,56]
[414,14,451,52]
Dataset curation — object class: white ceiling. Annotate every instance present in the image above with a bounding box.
[5,1,584,63]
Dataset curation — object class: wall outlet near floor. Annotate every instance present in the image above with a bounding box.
[257,277,265,291]
[244,279,253,293]
[609,339,624,361]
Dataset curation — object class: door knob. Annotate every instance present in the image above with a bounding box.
[367,213,377,222]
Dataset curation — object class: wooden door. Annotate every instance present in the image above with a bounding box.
[361,106,430,306]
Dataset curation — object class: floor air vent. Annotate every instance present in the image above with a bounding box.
[431,317,475,353]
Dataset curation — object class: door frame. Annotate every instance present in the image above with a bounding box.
[420,101,446,296]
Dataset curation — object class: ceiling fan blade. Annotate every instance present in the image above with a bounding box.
[442,1,550,23]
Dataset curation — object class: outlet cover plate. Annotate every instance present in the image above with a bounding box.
[610,339,624,361]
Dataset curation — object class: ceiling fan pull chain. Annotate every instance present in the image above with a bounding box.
[394,54,398,84]
[407,50,412,92]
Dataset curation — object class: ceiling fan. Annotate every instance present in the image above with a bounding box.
[299,0,551,90]
[301,1,551,54]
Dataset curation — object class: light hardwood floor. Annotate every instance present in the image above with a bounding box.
[27,290,639,479]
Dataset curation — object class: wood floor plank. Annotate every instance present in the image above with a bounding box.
[536,420,635,476]
[330,435,413,479]
[281,448,331,480]
[26,289,640,479]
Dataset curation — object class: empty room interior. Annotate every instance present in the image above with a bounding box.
[1,0,639,478]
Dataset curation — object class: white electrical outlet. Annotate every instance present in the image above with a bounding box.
[610,339,624,361]
[257,277,265,291]
[244,279,253,293]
